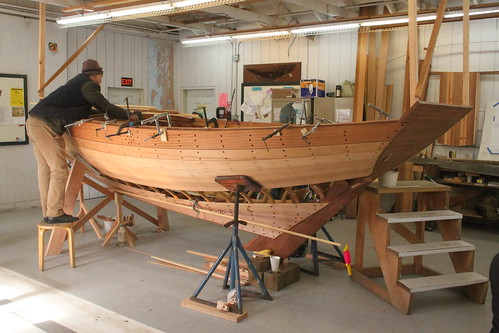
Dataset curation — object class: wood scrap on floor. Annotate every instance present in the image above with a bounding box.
[187,250,250,285]
[125,247,245,283]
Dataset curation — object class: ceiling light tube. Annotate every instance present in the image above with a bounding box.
[231,31,290,40]
[57,0,243,27]
[109,3,173,18]
[56,13,109,25]
[291,23,360,34]
[181,36,231,45]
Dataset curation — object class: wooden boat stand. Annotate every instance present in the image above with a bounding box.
[44,158,169,256]
[183,175,272,322]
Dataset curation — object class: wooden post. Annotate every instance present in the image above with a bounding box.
[38,3,46,98]
[156,207,170,231]
[463,0,470,105]
[407,0,418,106]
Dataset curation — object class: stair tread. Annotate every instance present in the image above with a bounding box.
[399,272,488,293]
[387,240,475,257]
[377,209,462,223]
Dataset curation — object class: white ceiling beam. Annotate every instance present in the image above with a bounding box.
[282,0,357,18]
[202,5,289,26]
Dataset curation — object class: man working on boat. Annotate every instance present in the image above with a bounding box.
[27,59,142,224]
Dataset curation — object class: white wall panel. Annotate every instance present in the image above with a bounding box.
[0,14,67,210]
[174,31,359,118]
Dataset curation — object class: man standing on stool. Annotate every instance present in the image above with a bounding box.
[27,59,141,224]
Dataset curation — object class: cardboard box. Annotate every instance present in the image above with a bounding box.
[272,88,299,98]
[300,79,325,98]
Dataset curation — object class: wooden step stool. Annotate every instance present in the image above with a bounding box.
[353,181,489,314]
[38,222,75,271]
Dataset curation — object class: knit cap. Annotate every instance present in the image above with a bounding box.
[82,59,103,75]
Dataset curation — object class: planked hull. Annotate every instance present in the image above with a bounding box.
[68,101,472,257]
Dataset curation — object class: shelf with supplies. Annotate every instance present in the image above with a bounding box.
[409,157,499,224]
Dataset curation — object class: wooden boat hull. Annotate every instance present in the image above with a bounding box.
[68,101,472,257]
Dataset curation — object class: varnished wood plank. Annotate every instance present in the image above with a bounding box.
[366,32,378,121]
[375,31,389,113]
[416,0,447,99]
[437,72,478,146]
[353,32,368,122]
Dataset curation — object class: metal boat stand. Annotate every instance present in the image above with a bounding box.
[301,225,345,276]
[186,175,272,318]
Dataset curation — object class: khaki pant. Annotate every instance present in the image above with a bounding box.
[26,116,68,218]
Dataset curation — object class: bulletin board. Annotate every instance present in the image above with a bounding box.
[0,74,28,145]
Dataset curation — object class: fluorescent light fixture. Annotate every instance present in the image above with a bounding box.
[361,15,437,27]
[181,36,231,45]
[361,8,499,27]
[57,0,243,27]
[56,13,109,25]
[109,3,173,18]
[232,31,290,40]
[291,23,360,34]
[470,9,499,16]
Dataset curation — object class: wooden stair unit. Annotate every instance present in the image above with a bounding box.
[353,181,489,314]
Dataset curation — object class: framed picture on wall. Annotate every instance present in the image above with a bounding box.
[0,73,28,145]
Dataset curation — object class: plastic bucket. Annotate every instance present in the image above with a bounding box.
[380,171,399,187]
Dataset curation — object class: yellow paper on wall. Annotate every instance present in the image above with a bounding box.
[10,88,24,107]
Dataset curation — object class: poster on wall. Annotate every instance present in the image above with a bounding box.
[0,74,28,145]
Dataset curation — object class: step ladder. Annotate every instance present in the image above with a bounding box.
[377,209,489,314]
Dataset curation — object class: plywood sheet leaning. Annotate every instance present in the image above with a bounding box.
[437,72,479,146]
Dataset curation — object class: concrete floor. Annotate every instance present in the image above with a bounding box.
[0,198,497,333]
